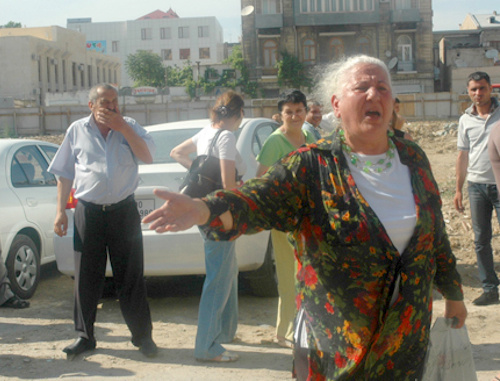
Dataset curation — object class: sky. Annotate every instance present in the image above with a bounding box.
[1,0,499,42]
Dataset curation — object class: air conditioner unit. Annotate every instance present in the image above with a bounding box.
[31,54,40,61]
[50,59,58,65]
[78,64,85,71]
[32,88,40,95]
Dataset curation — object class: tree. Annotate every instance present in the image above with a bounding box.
[125,51,165,87]
[276,51,313,91]
[2,21,22,28]
[223,45,259,98]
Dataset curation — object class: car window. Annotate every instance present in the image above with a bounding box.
[11,145,57,187]
[252,122,278,156]
[39,144,58,162]
[149,128,201,164]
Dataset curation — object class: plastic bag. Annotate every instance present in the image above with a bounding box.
[421,317,477,381]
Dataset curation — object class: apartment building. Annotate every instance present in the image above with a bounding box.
[0,26,120,106]
[67,9,225,88]
[241,0,434,97]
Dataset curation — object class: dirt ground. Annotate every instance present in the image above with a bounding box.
[1,120,500,380]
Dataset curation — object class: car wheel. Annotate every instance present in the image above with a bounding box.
[6,234,40,299]
[239,239,278,297]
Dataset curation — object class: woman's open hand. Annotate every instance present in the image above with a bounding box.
[142,189,210,233]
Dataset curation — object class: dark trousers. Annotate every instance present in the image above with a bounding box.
[468,182,500,292]
[73,197,152,344]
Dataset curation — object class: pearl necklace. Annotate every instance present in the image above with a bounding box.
[339,129,396,174]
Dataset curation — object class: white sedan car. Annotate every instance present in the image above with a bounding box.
[0,139,59,299]
[54,118,280,296]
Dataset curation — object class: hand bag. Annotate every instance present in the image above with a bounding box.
[421,317,477,381]
[179,129,223,198]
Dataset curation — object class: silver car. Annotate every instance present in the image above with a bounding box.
[0,139,59,299]
[54,118,279,296]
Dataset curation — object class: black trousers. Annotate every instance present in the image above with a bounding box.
[73,196,152,344]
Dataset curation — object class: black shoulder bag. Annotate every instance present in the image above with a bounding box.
[179,129,224,198]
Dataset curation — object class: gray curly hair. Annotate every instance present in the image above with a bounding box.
[313,55,392,113]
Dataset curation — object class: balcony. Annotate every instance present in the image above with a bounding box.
[255,14,283,29]
[390,8,420,23]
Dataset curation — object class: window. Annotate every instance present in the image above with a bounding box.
[62,60,66,86]
[162,49,172,61]
[262,0,281,14]
[178,26,189,39]
[180,48,191,60]
[395,0,411,10]
[160,27,171,40]
[198,26,209,38]
[310,0,373,12]
[329,38,344,59]
[141,28,152,40]
[112,41,119,52]
[11,146,57,188]
[397,35,412,62]
[302,39,316,62]
[199,48,210,59]
[263,40,278,67]
[397,34,414,71]
[356,36,371,55]
[301,0,322,12]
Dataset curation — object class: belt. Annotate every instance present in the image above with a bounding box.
[79,194,135,212]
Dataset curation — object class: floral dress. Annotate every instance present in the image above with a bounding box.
[202,130,464,380]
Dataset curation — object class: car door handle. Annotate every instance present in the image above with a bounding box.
[26,198,38,207]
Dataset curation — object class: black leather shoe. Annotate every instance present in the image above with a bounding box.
[63,337,96,357]
[138,338,158,358]
[472,290,499,306]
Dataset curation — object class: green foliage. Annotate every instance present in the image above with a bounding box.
[160,46,260,99]
[125,51,165,87]
[276,51,314,91]
[223,45,259,98]
[0,123,17,138]
[2,21,22,28]
[165,61,193,87]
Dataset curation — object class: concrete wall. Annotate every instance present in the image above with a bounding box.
[2,92,498,137]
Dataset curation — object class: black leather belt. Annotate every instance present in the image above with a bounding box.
[79,194,135,212]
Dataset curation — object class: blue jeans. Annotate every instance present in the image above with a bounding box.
[468,182,500,292]
[194,236,238,359]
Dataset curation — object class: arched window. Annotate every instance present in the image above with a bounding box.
[356,36,371,55]
[302,39,316,63]
[263,40,278,67]
[397,35,412,63]
[329,38,344,60]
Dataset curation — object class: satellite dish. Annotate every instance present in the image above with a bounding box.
[485,49,499,59]
[388,57,398,70]
[241,5,255,16]
[385,50,391,58]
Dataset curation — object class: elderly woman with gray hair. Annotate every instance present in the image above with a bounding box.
[144,55,466,379]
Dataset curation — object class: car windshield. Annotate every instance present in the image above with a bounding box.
[148,127,242,165]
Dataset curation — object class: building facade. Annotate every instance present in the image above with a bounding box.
[67,9,225,88]
[434,11,500,93]
[241,0,434,97]
[0,26,120,107]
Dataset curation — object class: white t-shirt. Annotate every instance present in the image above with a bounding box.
[346,150,416,254]
[191,124,246,177]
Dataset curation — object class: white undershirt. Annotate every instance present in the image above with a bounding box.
[346,149,416,254]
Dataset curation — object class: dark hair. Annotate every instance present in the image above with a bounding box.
[395,97,400,103]
[277,89,307,112]
[467,71,491,86]
[210,90,244,123]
